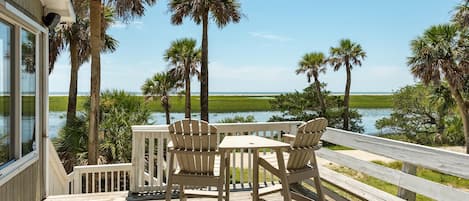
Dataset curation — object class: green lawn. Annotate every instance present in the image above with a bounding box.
[8,94,393,113]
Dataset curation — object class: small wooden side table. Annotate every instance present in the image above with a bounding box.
[219,135,291,201]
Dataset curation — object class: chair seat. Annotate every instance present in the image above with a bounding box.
[259,153,313,173]
[175,156,221,177]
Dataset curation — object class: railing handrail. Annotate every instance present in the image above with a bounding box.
[73,163,132,170]
[323,127,469,179]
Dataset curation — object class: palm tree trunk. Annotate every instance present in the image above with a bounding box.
[313,76,326,116]
[163,96,171,125]
[88,0,102,165]
[200,12,209,122]
[343,66,352,130]
[66,39,79,126]
[185,62,191,119]
[447,85,469,154]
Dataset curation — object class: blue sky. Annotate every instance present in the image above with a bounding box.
[49,0,459,93]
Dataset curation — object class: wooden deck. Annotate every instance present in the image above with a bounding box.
[45,191,287,201]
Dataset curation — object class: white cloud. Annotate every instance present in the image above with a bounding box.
[111,21,144,29]
[249,32,292,42]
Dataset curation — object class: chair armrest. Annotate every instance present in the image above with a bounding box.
[168,141,174,150]
[313,142,322,150]
[282,134,296,143]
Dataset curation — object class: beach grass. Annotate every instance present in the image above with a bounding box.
[41,94,393,113]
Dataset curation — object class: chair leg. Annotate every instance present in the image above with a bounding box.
[276,150,291,201]
[180,184,186,201]
[311,152,325,201]
[218,150,226,201]
[166,152,175,201]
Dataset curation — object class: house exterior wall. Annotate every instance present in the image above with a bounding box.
[0,1,48,200]
[7,0,43,22]
[0,162,40,201]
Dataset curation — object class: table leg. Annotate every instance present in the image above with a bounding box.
[252,149,259,201]
[225,150,231,201]
[276,150,291,201]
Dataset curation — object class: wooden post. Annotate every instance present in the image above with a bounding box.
[397,162,417,201]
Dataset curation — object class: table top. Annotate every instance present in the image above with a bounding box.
[219,135,290,150]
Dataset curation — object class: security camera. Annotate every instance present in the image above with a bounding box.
[43,13,61,29]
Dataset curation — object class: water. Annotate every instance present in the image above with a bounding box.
[46,109,392,139]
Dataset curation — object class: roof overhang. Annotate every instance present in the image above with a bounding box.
[41,0,76,23]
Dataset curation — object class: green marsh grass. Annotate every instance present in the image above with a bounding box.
[43,95,393,113]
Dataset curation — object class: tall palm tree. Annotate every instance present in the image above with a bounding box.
[164,38,201,119]
[51,3,118,127]
[88,0,156,164]
[408,24,469,153]
[169,0,242,122]
[329,39,366,131]
[296,52,327,115]
[142,72,179,125]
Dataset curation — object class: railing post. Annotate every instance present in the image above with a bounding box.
[130,130,138,192]
[397,162,417,201]
[73,168,81,194]
[289,123,298,135]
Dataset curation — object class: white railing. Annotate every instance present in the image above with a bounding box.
[130,121,301,192]
[316,128,469,201]
[47,139,70,196]
[130,121,469,201]
[68,163,132,194]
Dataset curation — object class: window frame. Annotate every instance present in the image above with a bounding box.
[0,2,45,186]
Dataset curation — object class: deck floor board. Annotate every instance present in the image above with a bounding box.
[45,191,286,201]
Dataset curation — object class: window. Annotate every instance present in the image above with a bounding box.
[20,29,36,156]
[0,20,12,167]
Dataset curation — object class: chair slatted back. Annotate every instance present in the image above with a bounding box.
[168,119,218,175]
[287,118,328,170]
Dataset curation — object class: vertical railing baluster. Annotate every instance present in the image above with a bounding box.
[85,173,89,193]
[104,172,108,192]
[149,136,155,188]
[111,170,114,192]
[240,147,244,186]
[165,137,169,185]
[117,171,121,191]
[266,130,275,184]
[98,172,101,192]
[248,147,252,185]
[262,130,267,184]
[157,133,164,189]
[124,171,127,190]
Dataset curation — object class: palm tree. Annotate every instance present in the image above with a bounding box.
[329,39,366,131]
[296,52,327,115]
[50,3,118,127]
[88,0,156,164]
[408,24,469,153]
[169,0,242,122]
[142,72,179,124]
[453,0,469,28]
[164,38,201,119]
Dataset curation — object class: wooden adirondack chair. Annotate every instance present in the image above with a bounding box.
[165,119,224,201]
[258,118,327,201]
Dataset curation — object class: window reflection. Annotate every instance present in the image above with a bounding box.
[0,21,12,166]
[20,29,36,156]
